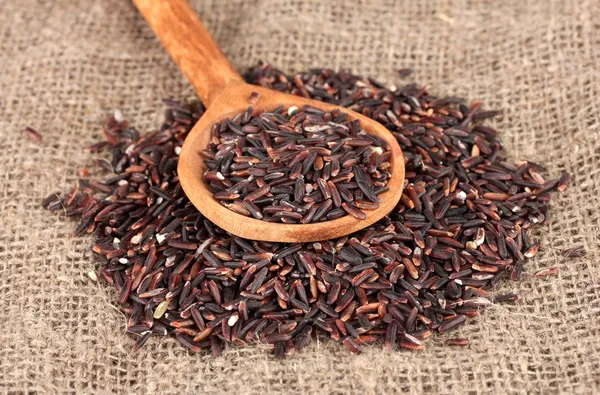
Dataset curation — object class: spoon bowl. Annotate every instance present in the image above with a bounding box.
[178,83,405,242]
[134,0,405,242]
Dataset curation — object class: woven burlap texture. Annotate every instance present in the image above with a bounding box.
[1,0,599,393]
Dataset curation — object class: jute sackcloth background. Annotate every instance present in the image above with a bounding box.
[1,0,599,393]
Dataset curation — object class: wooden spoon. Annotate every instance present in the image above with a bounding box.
[133,0,405,242]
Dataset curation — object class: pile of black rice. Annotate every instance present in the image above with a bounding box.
[43,62,569,357]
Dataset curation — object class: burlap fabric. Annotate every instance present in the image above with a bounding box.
[1,0,598,393]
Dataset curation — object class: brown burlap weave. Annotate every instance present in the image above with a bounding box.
[1,0,599,393]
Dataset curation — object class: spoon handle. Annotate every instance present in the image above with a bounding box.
[133,0,244,106]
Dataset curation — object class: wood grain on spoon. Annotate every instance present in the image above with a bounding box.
[133,0,405,242]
